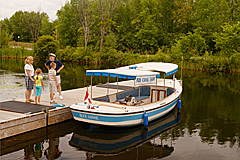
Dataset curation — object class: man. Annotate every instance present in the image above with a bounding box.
[45,53,64,100]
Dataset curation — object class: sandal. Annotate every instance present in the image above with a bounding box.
[50,101,57,104]
[25,100,31,103]
[29,99,34,102]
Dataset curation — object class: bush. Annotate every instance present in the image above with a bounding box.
[35,35,59,60]
[58,46,76,61]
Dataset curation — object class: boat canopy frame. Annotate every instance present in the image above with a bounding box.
[85,62,178,99]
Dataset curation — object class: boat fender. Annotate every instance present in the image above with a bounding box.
[177,99,181,110]
[143,111,148,128]
[139,104,148,127]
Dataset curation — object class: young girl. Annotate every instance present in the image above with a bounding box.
[34,68,44,104]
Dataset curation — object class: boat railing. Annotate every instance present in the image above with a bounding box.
[93,85,176,105]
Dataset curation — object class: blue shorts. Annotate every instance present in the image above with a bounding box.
[35,85,42,96]
[25,76,34,90]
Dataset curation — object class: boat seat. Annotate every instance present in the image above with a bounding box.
[93,96,109,102]
[116,86,150,101]
[94,86,151,103]
[167,88,175,96]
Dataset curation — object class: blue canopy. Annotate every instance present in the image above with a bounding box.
[86,69,160,79]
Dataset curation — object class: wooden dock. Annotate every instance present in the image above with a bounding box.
[0,79,170,139]
[0,80,132,139]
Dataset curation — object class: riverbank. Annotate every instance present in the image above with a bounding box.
[1,47,239,73]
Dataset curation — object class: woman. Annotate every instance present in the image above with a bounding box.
[24,56,35,103]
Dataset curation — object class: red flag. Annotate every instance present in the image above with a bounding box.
[88,98,92,104]
[84,90,93,107]
[84,91,89,101]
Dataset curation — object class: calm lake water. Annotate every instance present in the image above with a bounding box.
[0,59,240,160]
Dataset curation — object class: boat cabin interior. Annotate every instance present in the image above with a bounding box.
[93,85,175,105]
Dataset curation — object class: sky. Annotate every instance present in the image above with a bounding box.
[0,0,69,21]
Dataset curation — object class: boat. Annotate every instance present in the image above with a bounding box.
[70,62,182,127]
[69,107,181,159]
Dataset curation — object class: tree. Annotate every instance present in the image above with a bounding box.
[0,21,13,48]
[193,0,231,52]
[71,0,96,51]
[21,11,44,43]
[213,22,240,57]
[35,35,59,59]
[7,10,50,43]
[40,15,54,36]
[9,11,30,42]
[57,2,81,47]
[173,0,193,33]
[98,0,118,51]
[172,28,207,60]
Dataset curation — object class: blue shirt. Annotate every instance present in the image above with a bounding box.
[45,60,63,76]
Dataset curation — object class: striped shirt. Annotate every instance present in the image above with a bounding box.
[48,69,56,82]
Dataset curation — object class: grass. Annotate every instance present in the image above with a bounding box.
[9,41,33,48]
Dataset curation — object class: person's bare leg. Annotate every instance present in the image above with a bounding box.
[28,90,32,101]
[58,85,61,94]
[38,96,41,103]
[25,90,29,101]
[35,96,37,104]
[50,93,54,101]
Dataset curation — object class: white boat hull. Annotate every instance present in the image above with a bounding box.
[71,98,178,127]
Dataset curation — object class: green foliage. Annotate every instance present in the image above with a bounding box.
[56,2,82,47]
[6,11,50,43]
[0,25,13,48]
[2,0,240,72]
[35,35,59,60]
[213,22,240,57]
[40,16,54,36]
[58,46,76,61]
[0,47,33,58]
[171,28,207,60]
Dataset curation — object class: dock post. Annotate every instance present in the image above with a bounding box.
[45,107,49,126]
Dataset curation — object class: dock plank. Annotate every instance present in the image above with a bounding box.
[0,110,26,123]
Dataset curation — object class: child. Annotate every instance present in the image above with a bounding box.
[34,68,44,104]
[48,62,59,104]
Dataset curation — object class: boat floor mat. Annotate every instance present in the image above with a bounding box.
[0,101,55,114]
[96,84,133,90]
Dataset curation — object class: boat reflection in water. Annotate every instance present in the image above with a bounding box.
[69,107,181,159]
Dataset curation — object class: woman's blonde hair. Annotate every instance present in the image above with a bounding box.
[25,56,33,65]
[35,68,42,75]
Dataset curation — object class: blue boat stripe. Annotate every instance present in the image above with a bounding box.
[72,99,177,123]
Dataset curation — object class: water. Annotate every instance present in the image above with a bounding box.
[0,59,240,160]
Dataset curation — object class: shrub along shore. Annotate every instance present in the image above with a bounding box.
[1,46,239,73]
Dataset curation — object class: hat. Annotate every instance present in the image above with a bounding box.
[49,53,56,57]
